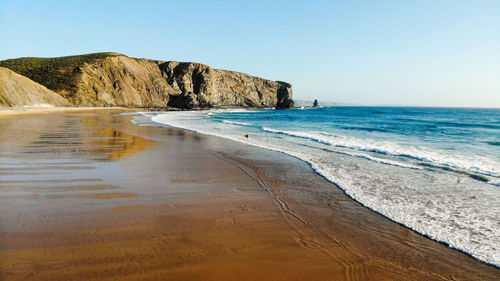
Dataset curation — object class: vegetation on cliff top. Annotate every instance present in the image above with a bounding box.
[0,52,294,109]
[0,52,122,93]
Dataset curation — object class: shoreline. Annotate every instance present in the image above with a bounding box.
[0,106,137,119]
[149,109,500,268]
[0,109,498,280]
[0,106,275,120]
[153,116,500,269]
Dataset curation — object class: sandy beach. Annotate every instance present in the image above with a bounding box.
[0,109,498,280]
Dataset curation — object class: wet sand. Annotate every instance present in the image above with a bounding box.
[0,109,498,280]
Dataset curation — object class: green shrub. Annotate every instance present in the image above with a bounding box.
[0,52,122,93]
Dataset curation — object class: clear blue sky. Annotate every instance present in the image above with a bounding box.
[1,0,499,107]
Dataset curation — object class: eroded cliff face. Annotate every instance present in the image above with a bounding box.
[159,61,294,109]
[0,67,69,107]
[70,56,175,106]
[0,53,294,109]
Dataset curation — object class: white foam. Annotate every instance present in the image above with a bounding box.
[116,112,145,116]
[222,120,252,126]
[146,110,500,267]
[262,127,500,178]
[22,104,56,108]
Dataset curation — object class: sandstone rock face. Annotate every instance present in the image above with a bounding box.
[0,53,294,109]
[70,56,175,106]
[159,61,294,109]
[0,67,69,107]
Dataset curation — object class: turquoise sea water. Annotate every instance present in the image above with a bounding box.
[134,106,500,267]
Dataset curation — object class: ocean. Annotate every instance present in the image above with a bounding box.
[132,106,500,267]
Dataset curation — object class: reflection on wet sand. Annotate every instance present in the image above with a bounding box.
[79,116,157,160]
[82,192,139,199]
[111,204,147,212]
[135,125,206,141]
[0,109,498,281]
[0,110,157,232]
[3,113,153,156]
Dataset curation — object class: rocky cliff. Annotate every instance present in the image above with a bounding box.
[0,67,69,107]
[0,53,294,109]
[159,61,294,109]
[71,56,174,106]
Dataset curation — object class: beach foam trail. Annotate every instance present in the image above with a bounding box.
[140,107,500,267]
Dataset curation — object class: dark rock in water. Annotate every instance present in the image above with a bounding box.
[167,92,198,109]
[276,81,295,109]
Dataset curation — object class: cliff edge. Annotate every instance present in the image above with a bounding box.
[159,61,293,109]
[0,53,294,109]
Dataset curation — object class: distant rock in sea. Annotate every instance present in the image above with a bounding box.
[0,53,294,109]
[294,99,339,107]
